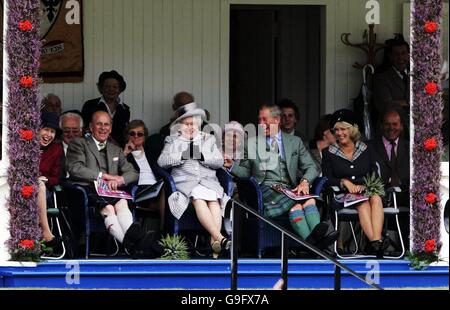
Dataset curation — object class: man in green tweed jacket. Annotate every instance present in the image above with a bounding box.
[224,104,338,249]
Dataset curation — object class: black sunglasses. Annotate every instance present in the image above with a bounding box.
[129,131,145,137]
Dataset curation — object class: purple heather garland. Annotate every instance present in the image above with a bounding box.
[6,0,42,258]
[411,0,444,254]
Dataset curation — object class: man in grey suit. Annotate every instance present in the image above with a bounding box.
[224,104,338,249]
[66,111,138,244]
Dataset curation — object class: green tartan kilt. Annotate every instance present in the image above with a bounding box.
[261,185,298,218]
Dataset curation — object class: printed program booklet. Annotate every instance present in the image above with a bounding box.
[334,193,369,208]
[271,183,320,201]
[94,178,133,200]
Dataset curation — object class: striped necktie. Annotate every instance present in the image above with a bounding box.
[271,138,279,156]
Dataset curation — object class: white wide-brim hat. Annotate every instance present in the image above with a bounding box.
[171,102,206,126]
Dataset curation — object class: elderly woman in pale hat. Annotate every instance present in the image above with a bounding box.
[321,109,389,257]
[222,121,245,164]
[157,103,230,258]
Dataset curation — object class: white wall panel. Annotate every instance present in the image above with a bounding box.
[40,0,410,133]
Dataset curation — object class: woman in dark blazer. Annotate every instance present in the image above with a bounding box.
[123,120,164,228]
[82,70,130,147]
[322,109,389,257]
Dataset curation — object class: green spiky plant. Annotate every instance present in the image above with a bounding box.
[158,234,190,260]
[406,251,441,270]
[10,240,53,262]
[363,172,386,197]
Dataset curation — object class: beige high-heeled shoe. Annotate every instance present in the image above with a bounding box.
[211,240,221,259]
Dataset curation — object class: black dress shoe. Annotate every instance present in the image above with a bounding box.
[377,236,391,258]
[369,238,388,258]
[316,230,340,250]
[305,222,329,245]
[43,236,62,248]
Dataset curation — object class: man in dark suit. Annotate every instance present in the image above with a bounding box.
[373,39,410,137]
[373,40,409,113]
[66,111,138,244]
[276,98,307,142]
[146,91,196,159]
[371,108,410,249]
[371,108,409,191]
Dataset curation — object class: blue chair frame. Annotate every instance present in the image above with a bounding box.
[236,176,327,258]
[61,182,138,259]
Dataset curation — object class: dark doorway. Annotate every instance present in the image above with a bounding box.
[229,5,323,139]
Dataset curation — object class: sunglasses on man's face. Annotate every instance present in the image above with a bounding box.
[129,131,145,137]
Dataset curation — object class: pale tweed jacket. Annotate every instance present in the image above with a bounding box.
[157,132,230,219]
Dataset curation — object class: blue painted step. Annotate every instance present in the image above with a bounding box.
[0,259,448,289]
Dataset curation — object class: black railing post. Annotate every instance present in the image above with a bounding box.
[281,232,288,290]
[231,200,238,290]
[334,265,341,290]
[230,198,383,290]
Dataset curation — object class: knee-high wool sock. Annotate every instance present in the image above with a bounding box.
[304,205,321,232]
[115,203,134,233]
[104,215,125,243]
[289,209,310,239]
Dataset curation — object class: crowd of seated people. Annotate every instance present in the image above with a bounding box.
[30,54,418,260]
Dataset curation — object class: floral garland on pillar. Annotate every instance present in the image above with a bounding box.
[410,0,444,267]
[6,0,43,261]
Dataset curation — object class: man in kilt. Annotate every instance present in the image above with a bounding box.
[224,105,339,249]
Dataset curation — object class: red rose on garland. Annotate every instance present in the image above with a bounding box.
[19,76,33,88]
[19,129,33,141]
[425,193,437,204]
[424,21,438,33]
[18,20,33,31]
[424,239,436,253]
[425,82,438,95]
[19,239,35,249]
[21,185,34,199]
[424,137,438,151]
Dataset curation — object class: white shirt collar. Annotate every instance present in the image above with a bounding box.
[99,96,123,117]
[392,65,408,79]
[62,141,69,155]
[91,136,107,151]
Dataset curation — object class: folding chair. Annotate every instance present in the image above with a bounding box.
[41,186,69,260]
[444,199,449,234]
[61,183,121,259]
[327,185,406,259]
